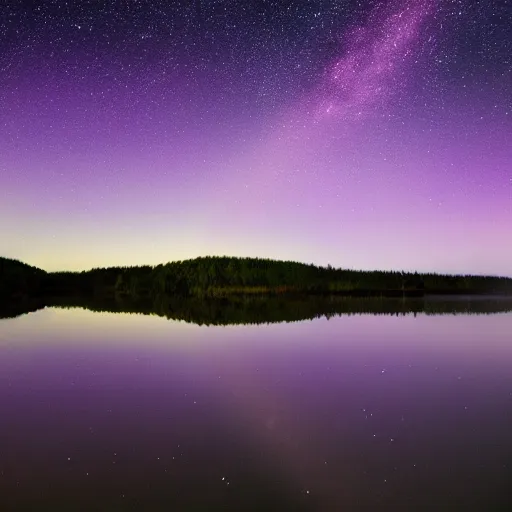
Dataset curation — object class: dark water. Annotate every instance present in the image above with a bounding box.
[1,305,511,511]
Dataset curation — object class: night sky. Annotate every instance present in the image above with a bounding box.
[1,0,511,274]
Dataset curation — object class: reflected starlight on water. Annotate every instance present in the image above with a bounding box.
[0,305,511,510]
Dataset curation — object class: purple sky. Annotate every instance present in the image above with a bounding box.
[1,0,511,274]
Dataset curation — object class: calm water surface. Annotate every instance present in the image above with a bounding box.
[0,307,511,511]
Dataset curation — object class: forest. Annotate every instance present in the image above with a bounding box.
[2,255,512,302]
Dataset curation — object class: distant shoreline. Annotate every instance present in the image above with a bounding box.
[2,255,512,302]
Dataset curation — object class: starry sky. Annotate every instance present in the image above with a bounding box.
[1,0,511,275]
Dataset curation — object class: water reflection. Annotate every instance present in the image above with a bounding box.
[0,305,511,510]
[2,294,512,324]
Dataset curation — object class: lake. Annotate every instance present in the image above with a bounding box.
[1,301,511,510]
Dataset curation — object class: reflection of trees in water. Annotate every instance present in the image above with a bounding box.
[0,298,48,320]
[3,295,512,324]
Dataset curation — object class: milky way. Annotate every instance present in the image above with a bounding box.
[215,0,437,211]
[0,1,510,274]
[317,0,434,121]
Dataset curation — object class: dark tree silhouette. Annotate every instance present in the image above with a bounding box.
[1,255,511,303]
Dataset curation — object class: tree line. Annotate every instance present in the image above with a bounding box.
[2,255,512,301]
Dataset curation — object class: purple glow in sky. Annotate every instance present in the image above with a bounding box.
[0,0,511,274]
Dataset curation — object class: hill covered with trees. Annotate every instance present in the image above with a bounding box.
[1,255,512,302]
[0,257,47,299]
